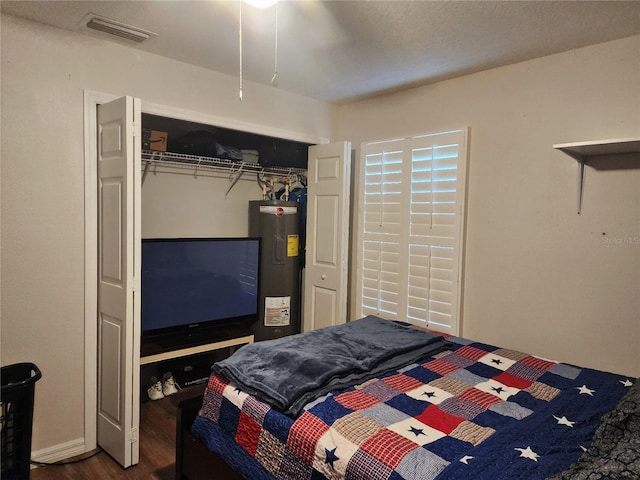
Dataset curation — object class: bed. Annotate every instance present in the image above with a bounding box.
[177,316,639,480]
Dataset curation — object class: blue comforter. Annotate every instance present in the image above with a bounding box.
[213,316,451,416]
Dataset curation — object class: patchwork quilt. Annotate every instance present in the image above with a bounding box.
[191,335,636,480]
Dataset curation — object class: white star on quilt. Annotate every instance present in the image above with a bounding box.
[553,415,575,427]
[620,379,633,387]
[515,446,540,462]
[576,385,595,396]
[460,455,474,465]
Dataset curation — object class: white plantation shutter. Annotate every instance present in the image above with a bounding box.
[358,129,468,334]
[362,240,401,317]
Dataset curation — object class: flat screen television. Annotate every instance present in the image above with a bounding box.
[141,237,260,350]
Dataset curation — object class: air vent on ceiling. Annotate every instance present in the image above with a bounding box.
[82,14,156,43]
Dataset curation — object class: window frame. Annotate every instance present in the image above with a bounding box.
[355,128,469,335]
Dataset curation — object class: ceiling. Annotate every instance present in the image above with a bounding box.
[2,1,639,105]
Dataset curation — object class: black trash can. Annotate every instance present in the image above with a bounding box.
[1,363,42,479]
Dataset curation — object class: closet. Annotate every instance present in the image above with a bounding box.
[138,113,309,403]
[91,94,351,468]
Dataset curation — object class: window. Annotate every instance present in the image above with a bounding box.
[357,129,468,334]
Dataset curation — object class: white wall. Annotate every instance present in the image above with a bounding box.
[0,14,335,456]
[142,167,263,238]
[339,35,640,378]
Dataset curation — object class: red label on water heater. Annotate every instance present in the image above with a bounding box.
[259,206,297,216]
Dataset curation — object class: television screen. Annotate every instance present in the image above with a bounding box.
[141,237,260,338]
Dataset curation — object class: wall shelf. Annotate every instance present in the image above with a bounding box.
[553,137,640,161]
[553,137,640,214]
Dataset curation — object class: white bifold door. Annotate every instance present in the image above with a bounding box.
[96,96,141,467]
[93,96,347,466]
[303,142,352,331]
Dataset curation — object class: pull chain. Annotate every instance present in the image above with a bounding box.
[271,2,279,87]
[239,1,243,101]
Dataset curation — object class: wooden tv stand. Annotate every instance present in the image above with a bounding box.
[140,334,254,365]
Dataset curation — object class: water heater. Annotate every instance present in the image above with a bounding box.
[249,200,301,341]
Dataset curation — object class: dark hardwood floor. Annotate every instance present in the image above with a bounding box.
[30,385,204,480]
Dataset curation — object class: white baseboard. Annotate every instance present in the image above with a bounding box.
[31,437,86,466]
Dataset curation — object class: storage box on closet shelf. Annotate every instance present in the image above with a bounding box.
[240,149,259,164]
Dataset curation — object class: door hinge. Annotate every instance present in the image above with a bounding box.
[128,427,139,444]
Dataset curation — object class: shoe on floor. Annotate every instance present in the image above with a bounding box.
[162,372,178,396]
[147,376,164,401]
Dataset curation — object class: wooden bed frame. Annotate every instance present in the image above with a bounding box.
[172,336,256,479]
[175,391,244,480]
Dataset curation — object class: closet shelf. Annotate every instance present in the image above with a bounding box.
[553,137,640,215]
[141,150,306,179]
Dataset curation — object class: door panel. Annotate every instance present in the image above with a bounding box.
[99,316,122,424]
[97,96,141,468]
[303,142,351,331]
[315,196,338,264]
[310,287,338,330]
